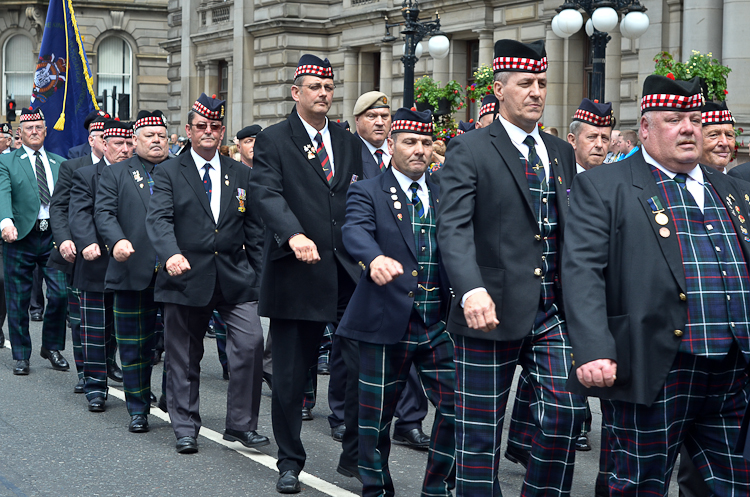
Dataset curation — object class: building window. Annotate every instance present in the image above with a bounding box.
[373,53,381,92]
[218,60,228,102]
[584,35,593,100]
[466,40,479,121]
[3,35,34,111]
[97,37,132,117]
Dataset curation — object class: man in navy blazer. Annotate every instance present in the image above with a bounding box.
[338,108,455,497]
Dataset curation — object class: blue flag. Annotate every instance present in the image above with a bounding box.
[30,0,98,158]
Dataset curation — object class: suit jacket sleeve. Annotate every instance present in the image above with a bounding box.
[50,160,75,246]
[244,174,264,280]
[0,155,13,223]
[342,180,384,271]
[561,171,618,366]
[69,168,99,250]
[94,165,127,251]
[145,165,182,263]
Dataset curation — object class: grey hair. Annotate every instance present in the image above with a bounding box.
[493,71,512,85]
[569,120,584,139]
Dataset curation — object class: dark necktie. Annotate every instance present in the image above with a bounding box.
[523,135,546,184]
[315,133,332,183]
[202,163,212,202]
[410,182,425,220]
[34,151,51,206]
[673,173,688,189]
[375,150,385,172]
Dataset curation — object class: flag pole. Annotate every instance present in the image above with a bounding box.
[52,0,70,131]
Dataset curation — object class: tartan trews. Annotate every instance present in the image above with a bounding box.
[358,317,455,497]
[80,291,114,400]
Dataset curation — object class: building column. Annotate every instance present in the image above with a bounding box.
[477,29,494,66]
[195,61,205,102]
[683,0,723,59]
[343,49,359,128]
[723,0,750,120]
[226,57,234,135]
[379,43,393,99]
[204,60,219,95]
[544,26,565,132]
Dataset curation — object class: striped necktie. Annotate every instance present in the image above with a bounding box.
[673,173,688,189]
[315,133,332,183]
[202,164,212,202]
[410,181,425,220]
[34,151,51,206]
[523,135,546,184]
[375,150,385,172]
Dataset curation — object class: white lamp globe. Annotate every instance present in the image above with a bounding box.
[585,18,594,37]
[558,9,584,37]
[428,35,450,60]
[551,15,567,38]
[621,11,650,39]
[592,7,619,33]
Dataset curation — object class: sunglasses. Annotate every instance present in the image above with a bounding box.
[190,122,223,131]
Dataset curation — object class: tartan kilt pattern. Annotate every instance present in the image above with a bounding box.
[358,316,455,497]
[602,346,750,496]
[453,323,587,497]
[3,232,67,360]
[80,291,114,400]
[113,287,158,415]
[68,284,84,378]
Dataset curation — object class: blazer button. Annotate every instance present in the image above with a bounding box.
[679,293,687,301]
[534,268,542,277]
[215,229,218,233]
[412,270,418,277]
[534,235,541,241]
[332,220,336,225]
[674,329,683,337]
[215,251,218,255]
[408,291,414,298]
[330,192,335,197]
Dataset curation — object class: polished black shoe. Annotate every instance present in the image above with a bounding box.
[205,326,216,339]
[30,312,43,322]
[39,347,69,371]
[129,414,149,433]
[223,428,270,449]
[88,396,106,412]
[317,361,330,375]
[107,363,123,383]
[331,424,346,443]
[575,434,592,451]
[393,427,430,450]
[176,436,198,454]
[262,372,273,390]
[504,444,530,469]
[157,394,168,413]
[336,462,362,483]
[74,377,85,394]
[13,360,29,375]
[301,407,313,421]
[276,470,300,494]
[222,366,230,381]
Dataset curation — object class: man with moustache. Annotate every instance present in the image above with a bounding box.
[567,99,614,173]
[251,55,363,493]
[436,40,584,496]
[95,112,167,432]
[146,95,268,453]
[474,94,499,129]
[0,108,69,375]
[563,75,750,495]
[355,91,393,179]
[236,125,261,168]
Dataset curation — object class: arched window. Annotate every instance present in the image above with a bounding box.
[3,35,35,112]
[97,37,132,117]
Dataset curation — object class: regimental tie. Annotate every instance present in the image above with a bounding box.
[34,151,51,206]
[673,173,689,189]
[410,181,426,220]
[315,132,333,183]
[523,135,547,184]
[202,163,212,202]
[375,149,385,172]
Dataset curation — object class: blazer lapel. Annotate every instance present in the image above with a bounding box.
[705,166,750,260]
[383,170,417,259]
[16,148,37,187]
[488,121,535,219]
[289,110,330,186]
[541,134,571,229]
[217,158,237,225]
[329,126,348,189]
[180,153,214,220]
[128,157,153,210]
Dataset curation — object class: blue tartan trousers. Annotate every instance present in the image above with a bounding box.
[67,282,83,379]
[453,323,587,497]
[80,291,114,400]
[358,316,455,497]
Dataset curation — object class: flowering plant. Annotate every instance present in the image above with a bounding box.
[653,51,731,102]
[414,76,465,139]
[465,64,494,103]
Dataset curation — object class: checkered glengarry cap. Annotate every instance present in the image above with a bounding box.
[20,107,44,123]
[390,108,433,136]
[102,120,133,139]
[701,101,734,126]
[88,116,111,132]
[493,39,547,74]
[84,109,110,130]
[478,94,499,120]
[134,110,168,131]
[456,120,475,135]
[640,75,704,115]
[573,98,615,127]
[192,93,226,121]
[0,122,12,137]
[294,54,334,80]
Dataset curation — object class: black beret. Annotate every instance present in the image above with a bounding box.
[237,125,262,140]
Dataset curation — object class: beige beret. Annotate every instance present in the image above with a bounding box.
[353,91,390,116]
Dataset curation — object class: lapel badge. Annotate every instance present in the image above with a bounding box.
[350,174,359,184]
[655,212,669,226]
[659,227,670,238]
[140,183,144,189]
[132,170,143,182]
[745,236,750,243]
[304,144,316,160]
[236,188,247,212]
[557,176,562,185]
[397,213,403,221]
[225,180,230,186]
[20,154,27,159]
[745,194,750,204]
[391,194,398,200]
[394,201,401,210]
[741,226,748,234]
[740,215,746,224]
[390,187,397,193]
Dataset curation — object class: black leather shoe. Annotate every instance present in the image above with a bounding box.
[504,444,530,469]
[74,377,85,394]
[88,396,106,412]
[223,428,270,449]
[575,434,592,451]
[40,348,69,371]
[301,407,313,421]
[157,394,168,413]
[336,462,362,483]
[317,361,330,375]
[129,414,149,433]
[331,424,345,442]
[30,312,43,322]
[263,372,273,390]
[205,326,216,339]
[176,436,198,454]
[13,359,29,375]
[276,470,300,494]
[393,427,430,450]
[107,363,123,383]
[222,366,229,381]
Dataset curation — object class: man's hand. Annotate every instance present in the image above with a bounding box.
[60,240,77,263]
[82,243,101,261]
[112,239,135,262]
[166,254,191,276]
[289,234,320,264]
[463,291,499,332]
[369,255,403,286]
[2,226,17,244]
[576,359,618,388]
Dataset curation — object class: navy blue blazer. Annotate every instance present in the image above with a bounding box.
[355,133,384,180]
[336,168,451,345]
[67,141,91,160]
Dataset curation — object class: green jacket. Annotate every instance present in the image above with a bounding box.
[0,147,64,240]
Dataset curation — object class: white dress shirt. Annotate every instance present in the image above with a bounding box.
[498,114,550,181]
[641,147,704,212]
[299,115,335,177]
[191,148,222,223]
[392,168,430,216]
[361,137,391,170]
[0,145,55,232]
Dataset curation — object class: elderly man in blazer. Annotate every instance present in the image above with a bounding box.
[0,108,69,375]
[436,40,585,496]
[146,95,268,455]
[339,107,455,497]
[251,55,363,493]
[563,75,750,495]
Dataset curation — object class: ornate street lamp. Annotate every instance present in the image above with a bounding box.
[551,1,650,103]
[383,0,450,108]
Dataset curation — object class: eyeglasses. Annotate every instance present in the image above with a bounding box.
[23,125,45,133]
[297,84,336,93]
[190,122,223,131]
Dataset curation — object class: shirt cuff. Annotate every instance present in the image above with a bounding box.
[0,218,14,232]
[461,287,487,308]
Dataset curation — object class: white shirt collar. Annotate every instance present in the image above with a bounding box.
[497,114,542,151]
[641,147,703,185]
[298,115,329,143]
[190,148,221,170]
[22,144,45,158]
[392,167,427,195]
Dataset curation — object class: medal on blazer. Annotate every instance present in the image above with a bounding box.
[391,195,398,200]
[659,227,670,238]
[390,187,397,193]
[648,196,669,226]
[303,144,316,160]
[394,201,401,210]
[397,213,403,221]
[225,174,230,186]
[236,188,246,212]
[132,170,143,183]
[727,194,737,216]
